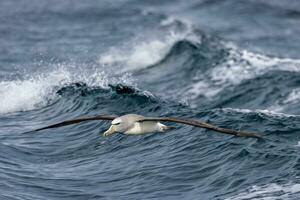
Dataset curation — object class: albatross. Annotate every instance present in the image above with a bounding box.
[25,114,261,138]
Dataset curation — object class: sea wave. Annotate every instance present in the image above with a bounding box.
[2,28,300,116]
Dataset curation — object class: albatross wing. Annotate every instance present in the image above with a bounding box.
[138,117,261,139]
[23,115,117,133]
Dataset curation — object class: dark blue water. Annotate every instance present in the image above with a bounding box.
[1,0,300,199]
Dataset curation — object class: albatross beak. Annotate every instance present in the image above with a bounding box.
[103,125,115,136]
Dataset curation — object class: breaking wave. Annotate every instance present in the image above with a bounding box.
[0,66,134,114]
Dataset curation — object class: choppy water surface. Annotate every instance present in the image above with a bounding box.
[1,0,300,199]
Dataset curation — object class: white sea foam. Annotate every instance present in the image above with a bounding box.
[187,45,300,99]
[221,108,299,118]
[210,48,300,87]
[271,87,300,114]
[0,66,134,114]
[266,87,300,113]
[98,30,196,71]
[0,68,70,114]
[185,81,222,100]
[100,38,170,68]
[226,183,300,200]
[160,17,176,26]
[283,88,300,104]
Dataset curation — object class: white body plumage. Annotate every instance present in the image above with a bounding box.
[124,121,167,135]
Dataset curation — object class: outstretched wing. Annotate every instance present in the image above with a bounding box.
[24,115,117,133]
[139,117,261,138]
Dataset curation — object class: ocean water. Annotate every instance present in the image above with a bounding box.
[1,0,300,199]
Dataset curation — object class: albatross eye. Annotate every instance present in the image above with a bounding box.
[114,122,121,125]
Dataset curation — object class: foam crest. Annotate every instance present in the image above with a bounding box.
[0,68,71,114]
[226,183,300,200]
[211,48,300,86]
[187,45,300,99]
[0,66,134,114]
[268,88,300,113]
[99,30,193,70]
[221,108,298,118]
[283,88,300,104]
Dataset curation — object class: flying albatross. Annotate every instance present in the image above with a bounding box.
[25,114,261,138]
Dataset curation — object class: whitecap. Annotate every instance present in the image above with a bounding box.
[0,68,71,114]
[283,88,300,104]
[98,28,197,71]
[266,88,300,113]
[186,44,300,100]
[226,183,300,200]
[220,108,299,118]
[210,47,300,87]
[0,65,134,114]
